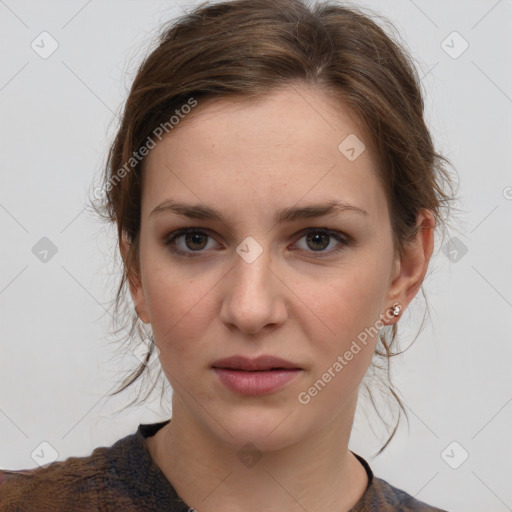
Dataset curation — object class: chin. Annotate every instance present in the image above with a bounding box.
[207,403,307,453]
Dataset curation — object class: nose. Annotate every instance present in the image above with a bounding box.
[219,247,288,336]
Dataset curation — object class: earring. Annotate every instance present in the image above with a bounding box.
[391,303,402,317]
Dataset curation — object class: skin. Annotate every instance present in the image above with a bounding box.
[122,83,435,512]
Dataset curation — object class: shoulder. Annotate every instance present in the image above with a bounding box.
[363,476,449,511]
[350,453,448,512]
[0,433,137,511]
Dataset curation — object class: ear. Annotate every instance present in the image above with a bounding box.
[120,233,151,324]
[382,209,436,325]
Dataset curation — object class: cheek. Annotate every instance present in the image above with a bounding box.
[311,263,387,334]
[299,253,391,370]
[141,263,217,358]
[298,283,382,409]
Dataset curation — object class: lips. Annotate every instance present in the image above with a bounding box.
[211,355,302,371]
[211,355,303,395]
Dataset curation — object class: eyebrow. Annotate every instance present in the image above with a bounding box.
[150,199,368,225]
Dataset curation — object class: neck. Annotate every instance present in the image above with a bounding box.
[147,394,368,512]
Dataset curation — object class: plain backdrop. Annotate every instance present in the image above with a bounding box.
[1,1,511,511]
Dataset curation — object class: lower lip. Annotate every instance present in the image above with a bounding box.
[212,368,302,395]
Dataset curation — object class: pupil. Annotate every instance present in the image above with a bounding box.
[307,232,329,251]
[186,233,207,250]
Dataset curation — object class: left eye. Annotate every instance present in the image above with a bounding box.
[294,229,347,253]
[164,228,348,257]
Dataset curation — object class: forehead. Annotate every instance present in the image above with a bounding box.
[141,84,386,222]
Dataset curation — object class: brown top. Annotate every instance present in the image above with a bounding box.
[0,419,448,511]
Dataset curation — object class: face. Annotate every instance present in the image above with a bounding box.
[126,84,427,451]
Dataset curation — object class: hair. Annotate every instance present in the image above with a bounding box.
[89,0,458,453]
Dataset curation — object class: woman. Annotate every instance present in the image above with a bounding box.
[0,0,455,510]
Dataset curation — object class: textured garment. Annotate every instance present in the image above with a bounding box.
[0,419,448,511]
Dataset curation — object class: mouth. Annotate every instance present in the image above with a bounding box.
[211,355,303,395]
[214,368,294,371]
[211,354,302,372]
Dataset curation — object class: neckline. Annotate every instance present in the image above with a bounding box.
[134,418,375,509]
[351,451,374,492]
[126,419,191,509]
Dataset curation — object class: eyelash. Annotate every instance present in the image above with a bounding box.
[163,227,350,259]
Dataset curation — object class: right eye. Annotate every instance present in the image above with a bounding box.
[163,228,221,257]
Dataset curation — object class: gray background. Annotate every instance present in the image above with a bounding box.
[1,1,511,510]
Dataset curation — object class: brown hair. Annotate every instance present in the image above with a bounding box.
[89,0,457,452]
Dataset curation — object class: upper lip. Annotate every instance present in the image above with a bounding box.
[211,355,302,371]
